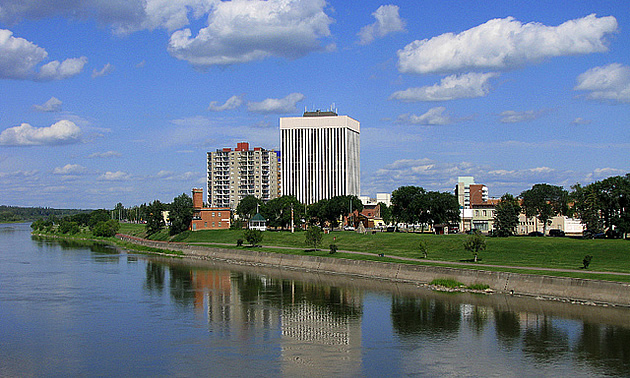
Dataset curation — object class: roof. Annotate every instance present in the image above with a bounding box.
[250,213,266,222]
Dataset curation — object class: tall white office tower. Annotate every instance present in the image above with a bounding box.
[280,110,360,205]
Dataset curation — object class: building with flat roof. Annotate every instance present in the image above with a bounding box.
[207,142,281,209]
[190,188,231,230]
[280,110,360,205]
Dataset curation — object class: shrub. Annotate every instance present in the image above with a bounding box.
[243,229,263,246]
[305,225,322,250]
[582,255,593,269]
[59,220,80,235]
[430,278,464,288]
[236,239,244,247]
[419,240,428,258]
[92,220,120,237]
[467,283,490,290]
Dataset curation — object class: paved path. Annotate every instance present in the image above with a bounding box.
[186,241,630,277]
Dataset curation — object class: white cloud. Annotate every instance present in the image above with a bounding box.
[37,57,88,81]
[499,109,547,123]
[0,170,39,179]
[53,164,89,175]
[99,171,132,181]
[88,151,122,158]
[155,170,199,181]
[92,62,114,78]
[208,95,243,111]
[362,158,622,198]
[390,72,499,102]
[0,28,85,81]
[167,0,332,66]
[247,93,305,114]
[574,63,630,103]
[0,120,82,146]
[397,14,617,75]
[358,5,405,45]
[0,29,47,79]
[33,97,62,112]
[397,107,453,125]
[571,117,592,125]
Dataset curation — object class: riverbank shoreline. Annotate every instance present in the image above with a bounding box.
[114,233,630,308]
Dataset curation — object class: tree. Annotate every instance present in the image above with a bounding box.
[493,193,521,236]
[378,202,393,226]
[169,193,194,235]
[146,200,165,236]
[520,184,568,236]
[243,229,263,246]
[463,231,486,262]
[88,209,111,230]
[426,191,460,230]
[570,183,604,233]
[59,220,80,234]
[392,186,426,226]
[261,195,304,230]
[93,219,120,237]
[304,225,323,250]
[237,195,262,221]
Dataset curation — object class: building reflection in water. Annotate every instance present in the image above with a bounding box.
[188,269,363,376]
[146,263,630,377]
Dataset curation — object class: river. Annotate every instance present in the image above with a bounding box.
[1,223,629,377]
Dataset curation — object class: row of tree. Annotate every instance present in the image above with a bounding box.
[493,174,630,238]
[390,186,460,231]
[235,194,365,230]
[31,209,120,237]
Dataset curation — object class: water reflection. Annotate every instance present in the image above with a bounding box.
[7,228,630,377]
[576,323,630,376]
[522,315,570,362]
[144,262,165,293]
[391,297,461,339]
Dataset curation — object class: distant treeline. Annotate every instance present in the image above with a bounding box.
[0,205,91,223]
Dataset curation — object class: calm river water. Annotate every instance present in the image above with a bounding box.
[1,223,629,377]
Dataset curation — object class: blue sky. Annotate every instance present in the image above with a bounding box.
[1,0,628,209]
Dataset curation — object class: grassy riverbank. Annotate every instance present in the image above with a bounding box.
[116,223,630,282]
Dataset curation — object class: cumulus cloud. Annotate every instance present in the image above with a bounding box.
[53,164,89,175]
[247,93,305,114]
[574,63,630,103]
[0,29,85,81]
[499,109,547,123]
[38,57,87,80]
[92,62,114,78]
[99,171,132,181]
[0,29,47,79]
[390,72,499,102]
[397,14,617,75]
[397,107,453,125]
[358,5,405,45]
[0,120,82,146]
[208,95,243,111]
[88,150,122,158]
[33,97,62,112]
[168,0,332,66]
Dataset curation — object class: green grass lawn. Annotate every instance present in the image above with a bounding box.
[117,223,630,276]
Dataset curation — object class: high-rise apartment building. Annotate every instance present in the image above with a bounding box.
[280,110,360,205]
[454,176,488,209]
[207,142,281,209]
